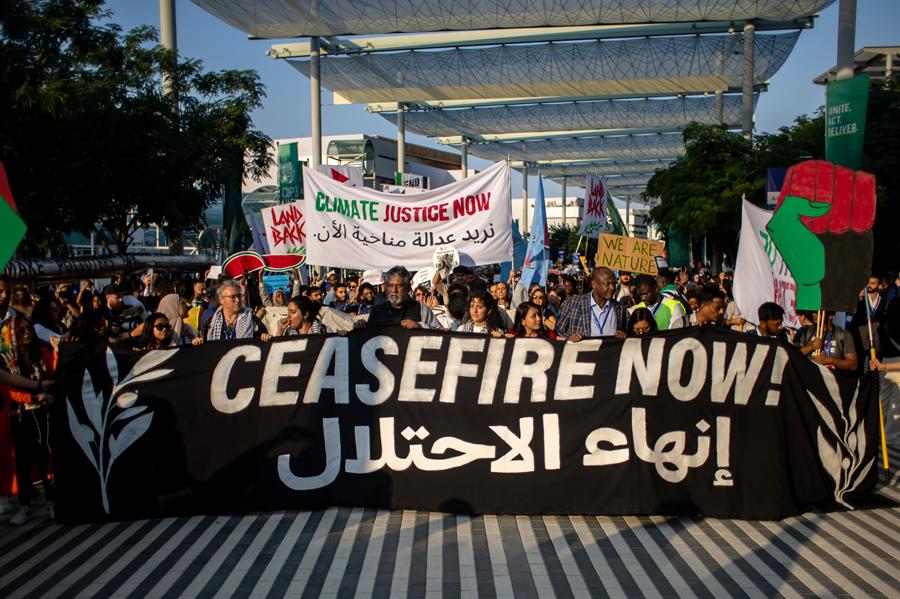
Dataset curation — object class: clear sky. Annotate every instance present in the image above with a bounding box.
[104,0,897,194]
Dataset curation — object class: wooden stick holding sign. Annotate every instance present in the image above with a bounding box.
[866,293,890,471]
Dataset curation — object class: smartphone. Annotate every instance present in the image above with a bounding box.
[147,268,154,277]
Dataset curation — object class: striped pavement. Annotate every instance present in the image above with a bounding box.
[0,444,898,598]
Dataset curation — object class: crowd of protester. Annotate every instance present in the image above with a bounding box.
[0,260,898,524]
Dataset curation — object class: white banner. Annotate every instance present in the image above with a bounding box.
[304,161,512,270]
[316,165,364,188]
[261,200,307,259]
[577,174,609,238]
[733,200,799,328]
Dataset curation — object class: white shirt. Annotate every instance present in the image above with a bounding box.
[589,295,618,337]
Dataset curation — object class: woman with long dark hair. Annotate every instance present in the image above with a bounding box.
[128,313,174,352]
[276,296,327,336]
[512,301,550,338]
[458,290,505,336]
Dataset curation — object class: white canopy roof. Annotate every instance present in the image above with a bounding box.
[381,94,753,138]
[289,32,798,104]
[192,0,834,38]
[470,133,684,163]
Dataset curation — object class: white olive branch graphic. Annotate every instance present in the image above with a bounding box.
[807,366,874,508]
[66,348,178,513]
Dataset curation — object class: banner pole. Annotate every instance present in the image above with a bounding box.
[866,292,890,470]
[814,309,825,356]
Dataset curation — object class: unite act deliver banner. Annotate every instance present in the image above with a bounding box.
[54,328,878,523]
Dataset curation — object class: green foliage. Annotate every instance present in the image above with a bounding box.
[548,224,581,259]
[0,0,273,254]
[862,77,900,269]
[646,115,830,262]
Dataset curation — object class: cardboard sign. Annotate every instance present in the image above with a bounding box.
[596,233,665,275]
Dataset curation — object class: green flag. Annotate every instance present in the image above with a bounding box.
[825,74,869,170]
[0,199,26,272]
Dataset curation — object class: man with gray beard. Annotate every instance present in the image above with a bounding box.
[365,266,441,330]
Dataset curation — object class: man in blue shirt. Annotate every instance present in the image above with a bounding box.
[556,267,628,342]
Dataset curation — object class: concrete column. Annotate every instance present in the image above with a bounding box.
[310,37,322,167]
[396,103,406,182]
[836,0,857,80]
[742,21,755,140]
[460,139,468,179]
[886,52,893,79]
[714,92,723,123]
[561,177,567,226]
[522,166,529,232]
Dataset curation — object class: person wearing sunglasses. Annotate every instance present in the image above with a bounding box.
[127,313,174,351]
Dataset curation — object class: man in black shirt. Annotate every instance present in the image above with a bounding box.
[366,266,440,329]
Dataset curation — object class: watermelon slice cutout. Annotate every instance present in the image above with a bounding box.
[262,254,306,271]
[222,251,306,278]
[222,251,265,278]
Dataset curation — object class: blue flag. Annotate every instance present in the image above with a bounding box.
[520,175,549,289]
[500,220,528,281]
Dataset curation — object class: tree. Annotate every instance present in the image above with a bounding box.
[0,0,272,255]
[548,224,581,261]
[646,78,900,272]
[643,123,757,267]
[861,77,900,270]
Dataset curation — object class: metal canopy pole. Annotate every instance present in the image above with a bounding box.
[561,177,567,226]
[522,165,529,232]
[461,139,469,179]
[160,0,177,97]
[836,0,857,80]
[397,103,406,182]
[625,197,631,235]
[310,37,322,167]
[742,21,755,140]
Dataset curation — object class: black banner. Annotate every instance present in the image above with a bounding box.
[53,327,879,522]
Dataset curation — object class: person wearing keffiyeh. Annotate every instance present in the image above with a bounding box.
[201,281,267,342]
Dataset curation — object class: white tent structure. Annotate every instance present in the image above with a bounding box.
[192,0,834,231]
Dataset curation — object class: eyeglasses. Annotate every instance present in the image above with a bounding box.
[222,293,243,300]
[153,324,171,331]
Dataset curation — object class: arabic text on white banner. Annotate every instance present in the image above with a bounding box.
[303,161,512,270]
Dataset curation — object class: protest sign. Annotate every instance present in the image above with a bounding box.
[766,160,876,311]
[261,200,307,262]
[55,327,878,522]
[733,200,800,328]
[277,142,302,201]
[825,74,869,171]
[596,233,665,275]
[303,161,511,270]
[0,162,26,272]
[262,306,288,337]
[577,174,609,237]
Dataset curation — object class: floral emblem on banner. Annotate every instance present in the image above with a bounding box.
[66,348,177,513]
[807,367,874,508]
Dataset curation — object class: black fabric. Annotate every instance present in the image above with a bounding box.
[53,327,880,523]
[366,299,421,327]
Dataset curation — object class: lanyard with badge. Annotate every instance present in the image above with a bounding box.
[592,301,613,333]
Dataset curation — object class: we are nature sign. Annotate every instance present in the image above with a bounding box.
[55,327,878,522]
[302,161,512,270]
